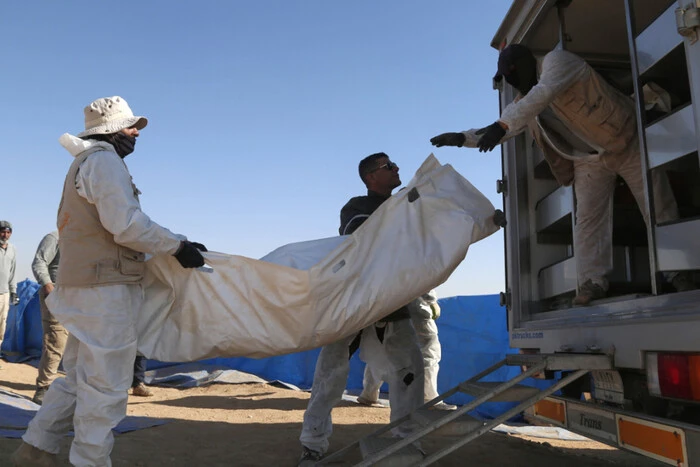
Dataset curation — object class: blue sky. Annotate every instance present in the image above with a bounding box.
[1,1,512,298]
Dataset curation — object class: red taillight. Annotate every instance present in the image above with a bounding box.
[658,354,692,400]
[649,353,700,401]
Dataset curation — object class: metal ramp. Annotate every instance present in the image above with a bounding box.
[316,353,612,467]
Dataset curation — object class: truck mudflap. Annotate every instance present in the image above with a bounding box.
[528,396,699,466]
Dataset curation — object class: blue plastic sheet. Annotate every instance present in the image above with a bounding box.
[0,389,166,439]
[145,362,267,388]
[2,280,42,362]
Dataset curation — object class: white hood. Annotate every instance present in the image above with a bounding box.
[59,133,114,158]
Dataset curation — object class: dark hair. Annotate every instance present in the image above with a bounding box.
[358,152,389,184]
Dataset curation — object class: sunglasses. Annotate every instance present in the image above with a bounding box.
[368,161,398,174]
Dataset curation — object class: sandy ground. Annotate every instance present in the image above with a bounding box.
[0,361,661,467]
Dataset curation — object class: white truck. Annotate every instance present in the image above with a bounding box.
[319,2,700,465]
[494,0,700,464]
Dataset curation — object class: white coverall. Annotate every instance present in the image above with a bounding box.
[465,50,677,291]
[300,319,424,455]
[359,291,442,403]
[23,134,184,467]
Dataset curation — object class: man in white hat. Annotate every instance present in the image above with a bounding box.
[0,220,18,359]
[12,96,207,467]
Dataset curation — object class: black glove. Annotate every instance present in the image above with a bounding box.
[189,242,208,252]
[174,241,205,268]
[476,122,506,152]
[10,293,19,306]
[430,132,466,148]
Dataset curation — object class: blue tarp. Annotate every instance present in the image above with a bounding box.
[2,280,42,362]
[5,280,550,419]
[0,388,167,439]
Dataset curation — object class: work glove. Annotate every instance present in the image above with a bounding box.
[174,241,205,268]
[429,302,441,320]
[430,132,466,148]
[10,293,19,306]
[476,122,507,152]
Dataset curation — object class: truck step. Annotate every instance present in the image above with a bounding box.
[359,436,424,467]
[411,408,482,436]
[458,381,542,401]
[321,361,589,466]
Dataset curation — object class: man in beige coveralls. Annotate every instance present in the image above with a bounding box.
[31,231,66,405]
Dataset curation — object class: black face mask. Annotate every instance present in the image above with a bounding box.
[109,132,137,158]
[498,45,538,95]
[84,132,137,158]
[505,58,537,95]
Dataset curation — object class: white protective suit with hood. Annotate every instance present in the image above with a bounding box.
[300,320,424,455]
[462,49,678,291]
[22,134,185,467]
[359,290,444,403]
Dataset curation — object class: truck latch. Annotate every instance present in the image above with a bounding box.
[496,178,507,194]
[676,3,700,44]
[493,209,507,227]
[499,290,511,308]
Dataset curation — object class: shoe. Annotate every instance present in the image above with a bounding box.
[572,280,606,306]
[10,441,57,467]
[297,446,322,466]
[429,401,458,411]
[356,395,380,407]
[130,382,153,397]
[32,387,48,405]
[672,272,697,292]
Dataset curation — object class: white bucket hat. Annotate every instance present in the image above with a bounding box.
[77,96,148,138]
